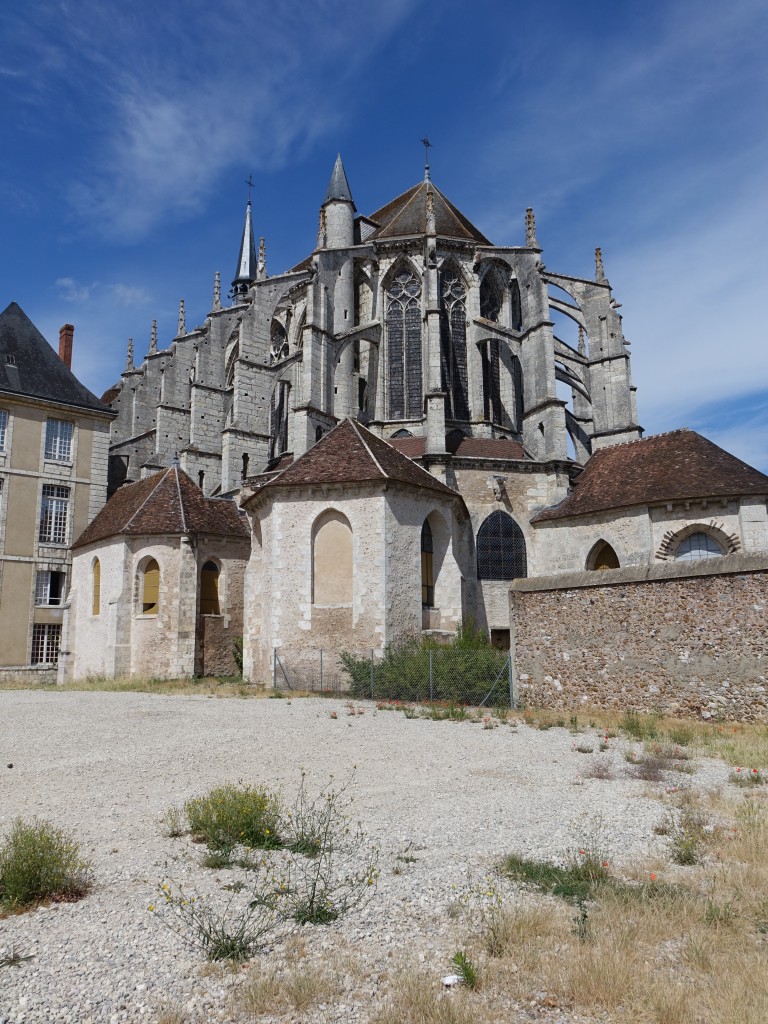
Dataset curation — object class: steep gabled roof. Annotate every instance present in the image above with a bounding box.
[532,429,768,522]
[73,466,249,549]
[366,181,491,244]
[388,435,530,461]
[243,419,462,503]
[0,302,113,415]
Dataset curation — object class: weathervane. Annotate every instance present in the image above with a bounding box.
[245,174,255,203]
[420,137,432,181]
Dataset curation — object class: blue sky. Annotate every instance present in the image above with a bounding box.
[2,0,767,468]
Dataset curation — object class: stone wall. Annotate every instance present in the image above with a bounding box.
[510,554,768,721]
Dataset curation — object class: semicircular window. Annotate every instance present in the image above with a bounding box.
[476,510,527,580]
[675,532,723,561]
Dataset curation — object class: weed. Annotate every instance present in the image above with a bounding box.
[730,767,766,787]
[573,898,590,941]
[159,806,186,839]
[502,850,609,904]
[0,818,91,910]
[450,949,479,989]
[628,755,668,782]
[201,850,233,869]
[583,758,614,780]
[0,945,34,968]
[666,723,695,747]
[704,898,735,928]
[574,742,594,754]
[482,715,498,730]
[669,804,708,866]
[373,972,471,1024]
[184,783,282,855]
[155,1003,189,1024]
[619,710,659,741]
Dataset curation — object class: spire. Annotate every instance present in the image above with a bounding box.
[212,271,221,311]
[125,337,134,372]
[257,237,267,280]
[177,299,186,336]
[149,319,158,354]
[322,153,354,206]
[232,197,258,298]
[595,246,606,282]
[525,207,539,248]
[420,137,432,182]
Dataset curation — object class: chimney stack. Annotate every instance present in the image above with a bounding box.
[59,324,74,369]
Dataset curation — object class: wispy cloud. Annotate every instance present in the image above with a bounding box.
[2,0,422,240]
[56,277,97,303]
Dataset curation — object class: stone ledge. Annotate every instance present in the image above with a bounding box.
[511,553,768,593]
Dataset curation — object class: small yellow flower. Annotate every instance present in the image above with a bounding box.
[148,904,155,912]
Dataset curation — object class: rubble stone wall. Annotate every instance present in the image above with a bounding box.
[510,554,768,721]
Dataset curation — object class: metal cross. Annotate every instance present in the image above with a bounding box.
[245,174,255,202]
[420,137,432,180]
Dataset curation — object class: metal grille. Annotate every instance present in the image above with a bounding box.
[476,510,527,581]
[39,485,69,544]
[386,268,422,419]
[31,624,61,665]
[44,419,73,461]
[439,266,469,420]
[0,408,7,451]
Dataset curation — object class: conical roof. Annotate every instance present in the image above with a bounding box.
[233,200,258,285]
[0,302,112,414]
[73,466,249,548]
[366,181,491,244]
[323,153,355,206]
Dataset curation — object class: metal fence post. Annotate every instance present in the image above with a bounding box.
[370,649,375,700]
[320,648,324,692]
[429,649,434,702]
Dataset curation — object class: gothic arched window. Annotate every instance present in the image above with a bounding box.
[480,267,504,323]
[200,560,220,615]
[385,266,422,419]
[439,265,469,421]
[476,511,527,581]
[421,519,434,607]
[141,558,160,615]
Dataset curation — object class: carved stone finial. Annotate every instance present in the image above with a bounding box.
[212,271,221,311]
[578,325,586,356]
[257,237,267,280]
[317,207,327,248]
[525,207,538,247]
[177,299,186,336]
[595,246,606,282]
[125,337,134,371]
[426,186,436,236]
[149,319,158,354]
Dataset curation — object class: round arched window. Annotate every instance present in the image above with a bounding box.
[675,532,723,561]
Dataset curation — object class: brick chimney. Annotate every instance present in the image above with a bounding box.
[59,324,74,369]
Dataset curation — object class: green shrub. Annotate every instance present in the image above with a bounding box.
[184,783,282,855]
[0,819,91,909]
[619,711,660,741]
[502,849,610,904]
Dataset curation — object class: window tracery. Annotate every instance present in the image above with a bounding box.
[385,266,422,419]
[439,265,469,421]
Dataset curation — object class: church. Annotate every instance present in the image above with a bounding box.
[59,156,768,690]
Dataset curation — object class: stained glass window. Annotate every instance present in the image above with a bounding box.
[439,265,469,421]
[386,267,422,419]
[476,510,527,581]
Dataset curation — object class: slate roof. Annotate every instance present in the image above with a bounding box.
[243,419,462,503]
[0,302,113,415]
[532,429,768,522]
[366,181,491,244]
[388,435,529,461]
[73,466,249,549]
[323,154,355,205]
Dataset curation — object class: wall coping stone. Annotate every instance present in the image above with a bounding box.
[511,553,768,593]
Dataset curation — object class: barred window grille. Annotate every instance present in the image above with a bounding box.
[0,409,8,450]
[39,485,70,544]
[476,510,527,581]
[44,419,73,461]
[386,267,422,419]
[439,265,469,421]
[31,623,61,664]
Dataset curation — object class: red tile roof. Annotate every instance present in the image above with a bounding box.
[243,419,461,503]
[532,429,768,522]
[73,467,249,548]
[388,435,529,460]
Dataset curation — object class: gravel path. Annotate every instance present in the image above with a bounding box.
[0,691,730,1024]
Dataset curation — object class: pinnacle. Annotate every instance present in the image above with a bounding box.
[323,154,354,205]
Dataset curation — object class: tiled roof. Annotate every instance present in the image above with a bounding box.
[243,419,461,502]
[532,429,768,522]
[367,182,491,244]
[0,302,113,415]
[388,435,529,461]
[73,466,249,548]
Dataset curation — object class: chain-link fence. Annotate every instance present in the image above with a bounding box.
[273,645,515,707]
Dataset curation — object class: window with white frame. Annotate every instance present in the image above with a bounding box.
[44,419,74,461]
[35,570,66,605]
[0,409,8,451]
[31,623,61,664]
[39,485,70,544]
[675,532,724,561]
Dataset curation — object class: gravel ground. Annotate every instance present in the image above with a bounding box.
[0,691,731,1024]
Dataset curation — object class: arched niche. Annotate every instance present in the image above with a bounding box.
[312,510,353,605]
[586,540,620,571]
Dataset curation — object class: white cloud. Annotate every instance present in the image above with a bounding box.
[109,284,151,307]
[56,277,97,302]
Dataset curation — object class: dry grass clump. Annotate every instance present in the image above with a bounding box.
[0,674,263,698]
[372,972,475,1024]
[231,964,333,1016]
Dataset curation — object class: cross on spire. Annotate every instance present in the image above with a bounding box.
[245,174,255,203]
[420,137,432,181]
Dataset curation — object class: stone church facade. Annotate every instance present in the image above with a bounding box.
[60,157,768,687]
